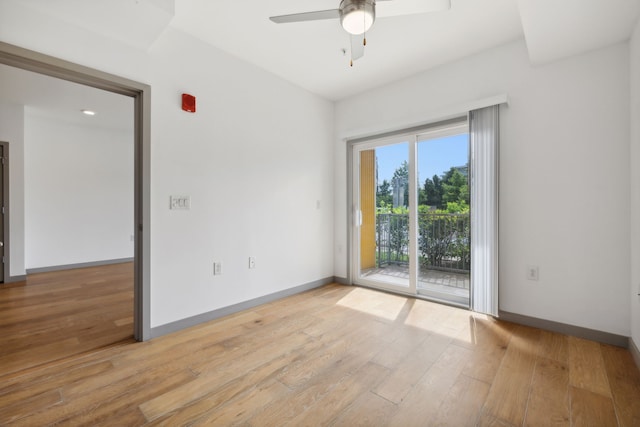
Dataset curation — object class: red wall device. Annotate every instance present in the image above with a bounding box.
[182,93,196,113]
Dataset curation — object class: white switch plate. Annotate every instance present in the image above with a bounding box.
[213,261,222,276]
[170,195,190,210]
[249,257,256,269]
[526,265,539,281]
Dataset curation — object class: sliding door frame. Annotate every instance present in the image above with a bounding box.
[350,135,418,296]
[347,117,469,304]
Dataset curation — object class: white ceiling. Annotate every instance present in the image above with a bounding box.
[9,0,174,50]
[518,0,640,65]
[0,63,134,131]
[0,0,639,122]
[169,0,526,100]
[173,0,640,101]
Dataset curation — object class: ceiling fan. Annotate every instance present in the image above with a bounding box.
[269,0,451,66]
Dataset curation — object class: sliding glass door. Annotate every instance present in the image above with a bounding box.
[353,137,415,294]
[351,121,470,307]
[416,133,470,305]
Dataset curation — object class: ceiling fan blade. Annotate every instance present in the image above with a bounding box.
[351,34,365,61]
[269,9,340,24]
[376,0,451,18]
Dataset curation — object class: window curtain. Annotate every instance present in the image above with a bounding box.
[470,105,499,316]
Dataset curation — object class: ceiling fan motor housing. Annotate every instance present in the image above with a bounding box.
[339,0,376,35]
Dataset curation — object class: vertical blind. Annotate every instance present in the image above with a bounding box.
[470,105,500,316]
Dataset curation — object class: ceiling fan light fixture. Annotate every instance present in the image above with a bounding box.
[340,0,375,35]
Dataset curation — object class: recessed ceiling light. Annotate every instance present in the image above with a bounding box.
[81,109,96,116]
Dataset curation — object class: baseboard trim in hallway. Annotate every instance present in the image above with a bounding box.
[26,257,134,275]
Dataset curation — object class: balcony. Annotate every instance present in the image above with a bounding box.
[361,212,470,304]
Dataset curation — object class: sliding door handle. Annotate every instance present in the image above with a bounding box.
[354,210,363,227]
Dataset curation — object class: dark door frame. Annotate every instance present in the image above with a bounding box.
[0,142,8,285]
[0,41,151,341]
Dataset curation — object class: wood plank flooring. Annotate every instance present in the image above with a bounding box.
[1,282,639,426]
[0,263,134,378]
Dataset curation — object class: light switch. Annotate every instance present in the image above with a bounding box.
[170,195,190,210]
[213,261,222,276]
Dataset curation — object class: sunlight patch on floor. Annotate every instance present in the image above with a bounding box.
[336,287,406,321]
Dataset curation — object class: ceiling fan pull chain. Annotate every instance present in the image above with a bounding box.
[350,34,354,67]
[363,10,367,46]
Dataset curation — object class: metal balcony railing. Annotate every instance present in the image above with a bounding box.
[376,212,470,273]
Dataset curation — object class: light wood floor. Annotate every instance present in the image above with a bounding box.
[0,263,134,378]
[1,282,640,426]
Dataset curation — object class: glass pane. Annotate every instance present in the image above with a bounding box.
[358,142,410,288]
[416,134,470,305]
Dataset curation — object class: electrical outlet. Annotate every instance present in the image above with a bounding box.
[213,261,222,276]
[526,265,539,281]
[249,257,256,269]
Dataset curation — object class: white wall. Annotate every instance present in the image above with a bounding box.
[147,29,335,326]
[24,113,134,269]
[335,40,631,336]
[0,6,335,328]
[630,17,640,348]
[4,2,631,338]
[0,102,25,278]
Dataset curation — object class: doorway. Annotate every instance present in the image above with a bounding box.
[0,41,150,344]
[351,119,470,307]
